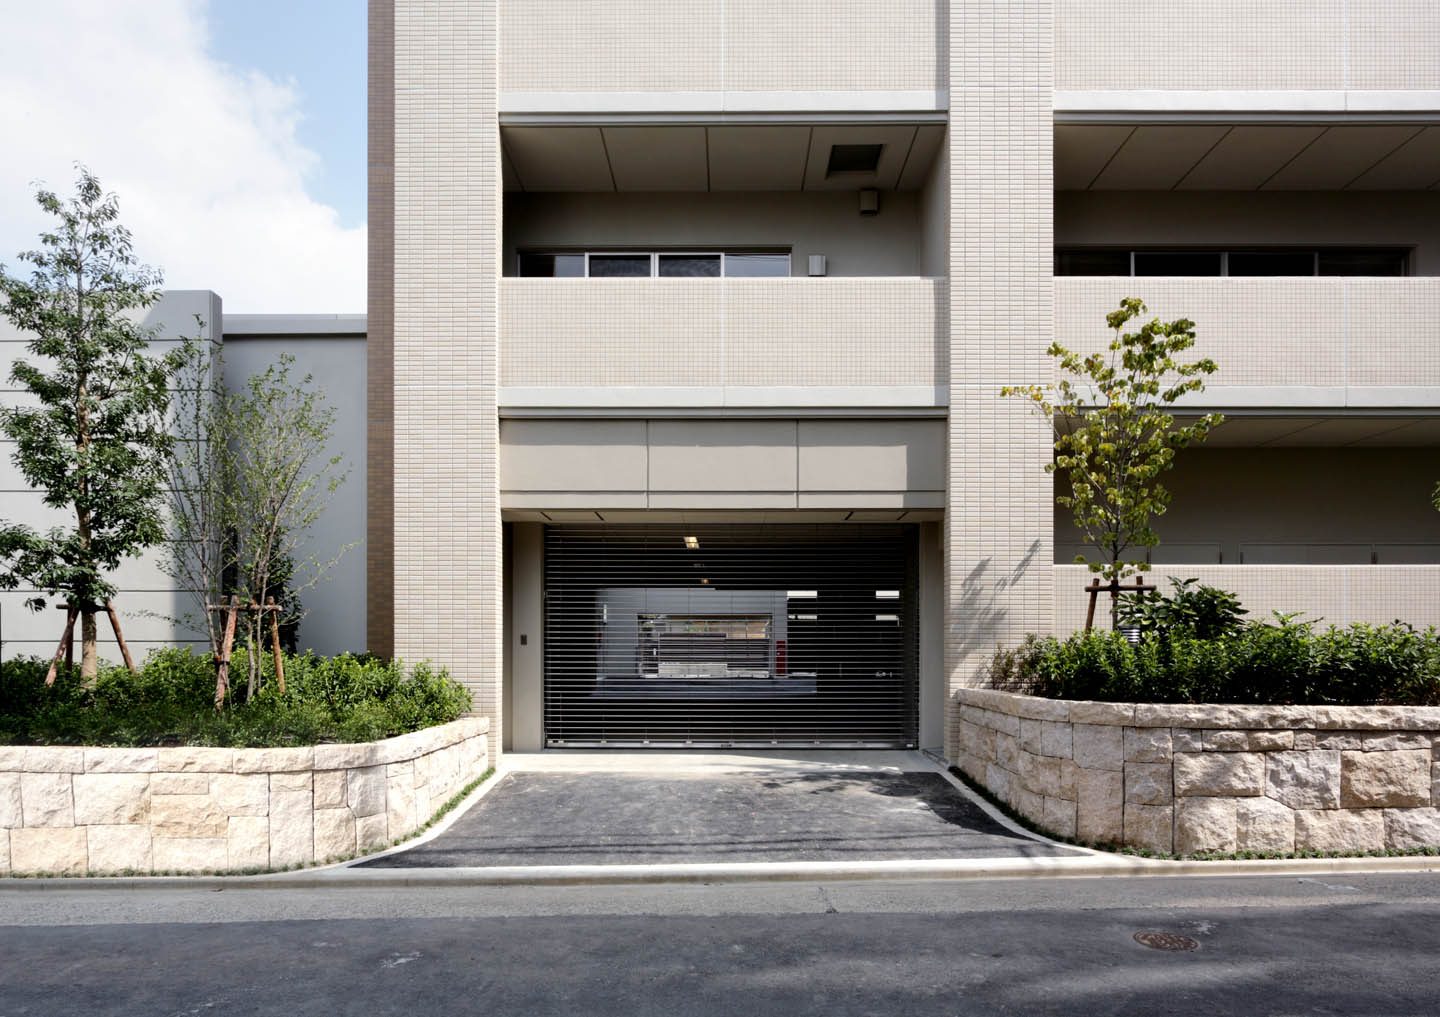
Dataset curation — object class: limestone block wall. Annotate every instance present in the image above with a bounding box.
[956,689,1440,856]
[0,717,488,875]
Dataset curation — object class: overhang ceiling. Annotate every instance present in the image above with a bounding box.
[502,124,945,192]
[1180,415,1440,447]
[1056,124,1440,191]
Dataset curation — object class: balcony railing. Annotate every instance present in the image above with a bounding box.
[1054,564,1440,633]
[1055,277,1440,402]
[500,278,946,406]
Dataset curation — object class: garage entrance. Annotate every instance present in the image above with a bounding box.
[543,525,919,747]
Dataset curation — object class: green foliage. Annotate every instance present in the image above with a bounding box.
[990,619,1440,706]
[1002,298,1222,590]
[1117,576,1248,640]
[0,168,176,677]
[165,340,351,695]
[0,648,471,747]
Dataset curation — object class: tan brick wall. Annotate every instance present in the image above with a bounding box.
[1056,0,1440,91]
[1056,278,1440,392]
[500,278,946,390]
[499,0,941,94]
[1055,565,1440,633]
[367,0,396,659]
[391,0,503,742]
[945,0,1056,759]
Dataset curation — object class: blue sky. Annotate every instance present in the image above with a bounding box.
[0,0,367,312]
[208,0,367,229]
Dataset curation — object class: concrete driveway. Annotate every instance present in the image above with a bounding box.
[357,750,1079,868]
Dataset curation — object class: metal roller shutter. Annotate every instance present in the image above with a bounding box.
[543,525,919,747]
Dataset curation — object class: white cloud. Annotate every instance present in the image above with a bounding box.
[0,0,364,313]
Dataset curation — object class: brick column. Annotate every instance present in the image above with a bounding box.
[945,0,1056,757]
[388,0,503,744]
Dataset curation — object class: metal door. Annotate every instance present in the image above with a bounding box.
[542,525,919,747]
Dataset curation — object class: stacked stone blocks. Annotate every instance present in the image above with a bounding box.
[956,689,1440,855]
[0,717,488,875]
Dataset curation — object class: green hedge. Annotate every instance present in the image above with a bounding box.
[989,619,1440,706]
[0,648,473,747]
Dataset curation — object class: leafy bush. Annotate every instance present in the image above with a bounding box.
[987,618,1440,706]
[1117,577,1248,640]
[0,648,472,747]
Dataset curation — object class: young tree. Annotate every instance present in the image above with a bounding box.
[165,340,351,703]
[0,168,174,680]
[1002,297,1222,626]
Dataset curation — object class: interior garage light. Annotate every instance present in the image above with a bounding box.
[787,590,818,599]
[875,590,900,599]
[683,536,700,550]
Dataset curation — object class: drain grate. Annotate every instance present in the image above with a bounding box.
[1133,931,1200,952]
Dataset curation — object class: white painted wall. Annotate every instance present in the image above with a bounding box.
[504,191,925,277]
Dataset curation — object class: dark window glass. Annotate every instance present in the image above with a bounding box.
[1055,250,1131,276]
[1133,252,1222,276]
[1318,250,1407,276]
[1228,251,1316,276]
[519,253,584,277]
[725,254,790,277]
[658,254,720,278]
[588,255,652,277]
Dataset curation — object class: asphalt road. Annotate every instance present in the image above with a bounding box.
[3,872,1440,1015]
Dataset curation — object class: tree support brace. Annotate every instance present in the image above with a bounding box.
[45,600,138,685]
[1083,576,1157,632]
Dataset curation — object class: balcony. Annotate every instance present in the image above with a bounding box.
[1054,564,1440,633]
[500,277,946,408]
[1055,277,1440,407]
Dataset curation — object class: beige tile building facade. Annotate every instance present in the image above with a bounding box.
[367,1,1440,760]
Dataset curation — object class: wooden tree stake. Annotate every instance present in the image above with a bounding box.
[45,605,79,686]
[214,595,240,709]
[267,596,286,696]
[104,599,137,674]
[1083,576,1157,632]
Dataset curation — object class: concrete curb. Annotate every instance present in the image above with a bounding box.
[2,852,1438,891]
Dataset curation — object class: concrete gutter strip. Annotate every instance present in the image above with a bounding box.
[3,853,1438,892]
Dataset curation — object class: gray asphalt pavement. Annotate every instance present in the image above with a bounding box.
[4,873,1440,1015]
[357,770,1076,867]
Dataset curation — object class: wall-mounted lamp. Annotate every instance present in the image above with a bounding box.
[859,189,879,216]
[807,254,827,277]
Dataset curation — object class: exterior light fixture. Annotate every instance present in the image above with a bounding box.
[683,536,700,549]
[859,189,879,216]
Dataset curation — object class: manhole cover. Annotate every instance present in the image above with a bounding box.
[1133,931,1200,952]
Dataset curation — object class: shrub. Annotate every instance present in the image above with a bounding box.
[1117,577,1248,640]
[988,618,1440,706]
[0,648,471,746]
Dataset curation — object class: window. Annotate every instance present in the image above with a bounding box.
[517,250,791,278]
[1055,248,1410,277]
[1133,252,1222,277]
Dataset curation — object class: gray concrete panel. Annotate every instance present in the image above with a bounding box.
[647,420,798,492]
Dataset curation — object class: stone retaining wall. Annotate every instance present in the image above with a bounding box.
[0,716,489,875]
[955,689,1440,855]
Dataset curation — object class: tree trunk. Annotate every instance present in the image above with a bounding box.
[80,608,98,684]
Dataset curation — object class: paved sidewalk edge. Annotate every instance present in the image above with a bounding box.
[3,852,1438,891]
